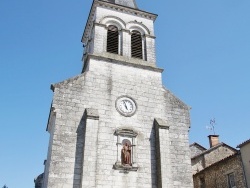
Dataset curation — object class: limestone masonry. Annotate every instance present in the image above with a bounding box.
[40,0,194,187]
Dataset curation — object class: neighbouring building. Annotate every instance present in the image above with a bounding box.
[36,0,194,187]
[191,135,248,188]
[237,139,250,188]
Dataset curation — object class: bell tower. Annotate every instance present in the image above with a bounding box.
[82,0,158,72]
[41,0,193,187]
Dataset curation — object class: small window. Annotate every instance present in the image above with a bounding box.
[131,30,143,59]
[199,177,205,188]
[107,25,119,54]
[228,173,236,188]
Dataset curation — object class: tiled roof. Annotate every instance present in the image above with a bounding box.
[237,138,250,148]
[193,152,239,176]
[190,142,207,151]
[191,142,238,160]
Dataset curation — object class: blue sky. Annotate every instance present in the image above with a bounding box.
[0,0,250,187]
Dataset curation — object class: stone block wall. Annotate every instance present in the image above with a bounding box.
[193,154,246,188]
[204,145,236,167]
[43,57,193,188]
[191,144,236,174]
[190,144,206,158]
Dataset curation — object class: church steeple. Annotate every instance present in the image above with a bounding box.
[82,0,158,73]
[101,0,138,9]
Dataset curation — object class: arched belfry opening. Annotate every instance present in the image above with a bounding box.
[107,25,119,54]
[131,30,143,59]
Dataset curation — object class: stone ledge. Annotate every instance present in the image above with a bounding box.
[113,163,138,173]
[114,128,138,138]
[154,118,169,129]
[84,53,163,73]
[84,108,99,120]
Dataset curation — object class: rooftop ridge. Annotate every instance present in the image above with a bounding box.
[237,138,250,148]
[191,142,238,160]
[190,142,207,151]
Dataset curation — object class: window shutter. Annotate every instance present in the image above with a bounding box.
[131,30,143,59]
[107,25,119,54]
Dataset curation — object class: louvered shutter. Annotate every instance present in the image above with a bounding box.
[131,31,143,59]
[107,25,119,54]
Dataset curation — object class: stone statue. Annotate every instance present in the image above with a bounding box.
[121,142,131,165]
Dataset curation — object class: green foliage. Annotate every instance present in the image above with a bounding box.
[2,185,8,188]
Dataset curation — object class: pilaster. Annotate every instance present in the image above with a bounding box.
[93,25,106,54]
[154,118,172,188]
[145,35,156,64]
[80,108,99,187]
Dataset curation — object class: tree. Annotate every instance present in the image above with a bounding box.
[2,185,8,188]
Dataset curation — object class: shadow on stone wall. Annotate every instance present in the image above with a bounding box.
[73,115,86,187]
[150,125,158,188]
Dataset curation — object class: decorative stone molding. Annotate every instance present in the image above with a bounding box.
[85,54,163,73]
[100,15,126,29]
[127,21,150,35]
[113,162,139,173]
[114,128,138,137]
[145,34,156,39]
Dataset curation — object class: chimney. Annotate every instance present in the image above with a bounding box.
[208,135,220,148]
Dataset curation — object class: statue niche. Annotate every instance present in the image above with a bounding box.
[113,128,138,172]
[121,140,132,166]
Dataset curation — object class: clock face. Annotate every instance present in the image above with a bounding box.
[119,99,133,113]
[116,96,137,116]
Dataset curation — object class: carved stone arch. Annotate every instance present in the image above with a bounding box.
[126,21,150,35]
[100,16,126,30]
[101,16,125,55]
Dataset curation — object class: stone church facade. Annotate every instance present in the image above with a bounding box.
[40,0,193,187]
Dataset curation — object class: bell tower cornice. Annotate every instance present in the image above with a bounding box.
[81,0,157,45]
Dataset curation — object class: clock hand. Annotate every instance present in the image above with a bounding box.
[123,101,128,110]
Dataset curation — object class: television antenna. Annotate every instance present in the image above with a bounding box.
[206,118,216,135]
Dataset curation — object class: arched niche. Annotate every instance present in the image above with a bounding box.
[113,128,139,172]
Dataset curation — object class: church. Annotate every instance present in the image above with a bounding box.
[37,0,193,187]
